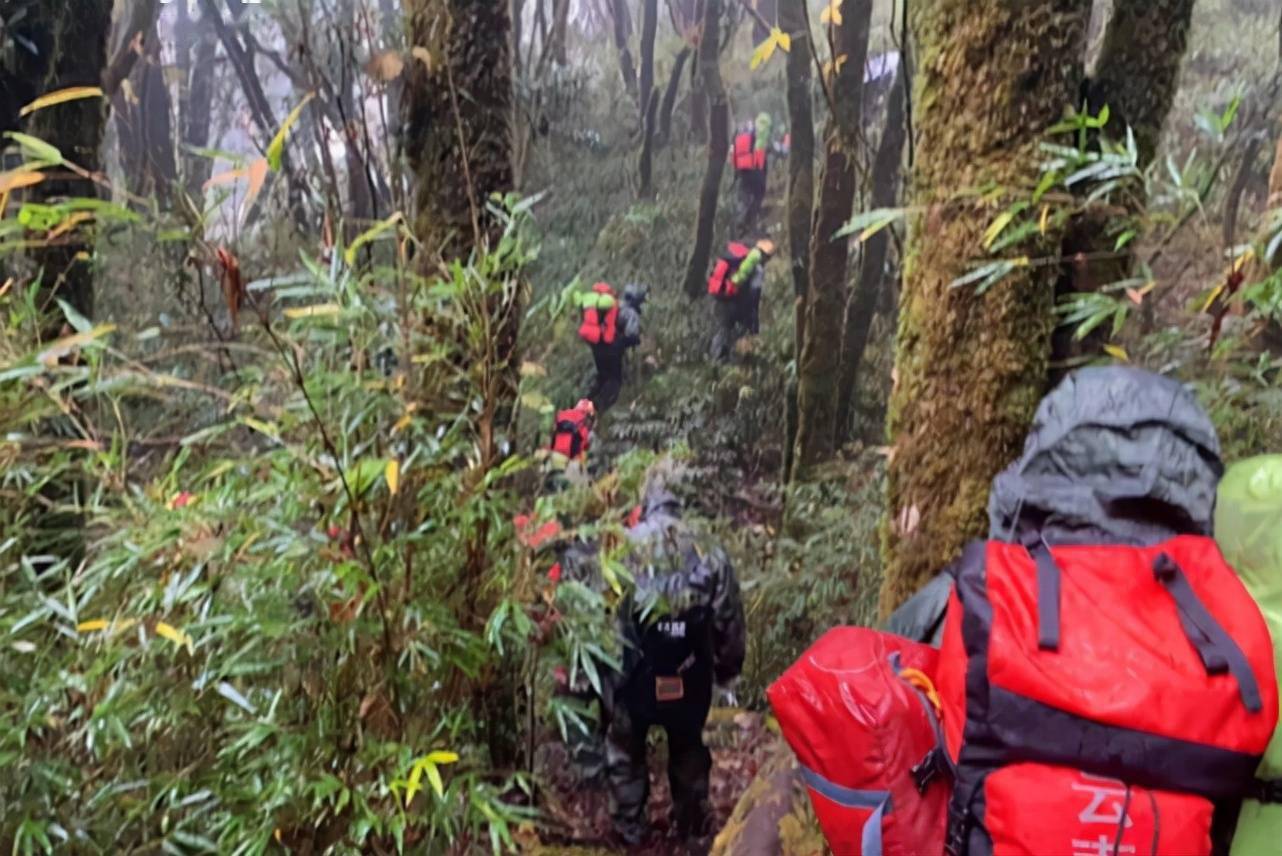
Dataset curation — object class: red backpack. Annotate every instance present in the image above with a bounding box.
[707,242,750,299]
[937,537,1279,855]
[733,131,766,171]
[577,283,618,346]
[550,407,591,460]
[769,628,951,856]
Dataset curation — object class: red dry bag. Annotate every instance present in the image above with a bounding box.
[768,627,951,856]
[578,283,618,346]
[707,242,750,299]
[550,408,591,460]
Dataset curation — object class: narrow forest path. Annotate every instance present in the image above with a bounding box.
[528,708,774,854]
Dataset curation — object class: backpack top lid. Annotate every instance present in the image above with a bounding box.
[988,366,1223,547]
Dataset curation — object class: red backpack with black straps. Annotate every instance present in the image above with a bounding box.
[550,407,591,460]
[578,283,618,346]
[936,537,1279,856]
[733,131,766,172]
[707,242,750,299]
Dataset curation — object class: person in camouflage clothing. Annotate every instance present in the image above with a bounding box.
[605,480,746,844]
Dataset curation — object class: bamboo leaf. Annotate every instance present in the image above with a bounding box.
[77,619,108,633]
[240,158,269,221]
[282,303,341,319]
[266,93,314,171]
[0,169,45,194]
[20,86,104,117]
[385,459,400,496]
[983,210,1018,250]
[4,132,63,165]
[155,621,194,653]
[1103,344,1129,362]
[344,212,404,266]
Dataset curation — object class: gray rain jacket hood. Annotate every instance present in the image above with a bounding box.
[887,367,1223,645]
[988,366,1223,547]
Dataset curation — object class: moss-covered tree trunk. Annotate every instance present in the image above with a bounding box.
[680,0,727,298]
[879,0,1092,617]
[779,0,814,483]
[791,0,872,479]
[834,61,908,446]
[405,0,515,262]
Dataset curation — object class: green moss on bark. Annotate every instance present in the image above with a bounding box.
[879,0,1092,617]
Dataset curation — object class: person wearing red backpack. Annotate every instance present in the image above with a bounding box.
[732,113,775,231]
[709,238,774,360]
[578,282,645,412]
[925,367,1279,856]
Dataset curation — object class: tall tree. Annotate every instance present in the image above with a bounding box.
[657,47,691,144]
[404,0,515,261]
[834,62,909,446]
[879,0,1093,616]
[779,0,814,482]
[611,0,639,98]
[176,2,220,199]
[637,0,659,196]
[680,0,728,298]
[791,0,872,478]
[21,1,114,328]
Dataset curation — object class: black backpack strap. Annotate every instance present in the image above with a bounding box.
[1031,542,1062,652]
[1250,778,1282,803]
[1153,553,1262,714]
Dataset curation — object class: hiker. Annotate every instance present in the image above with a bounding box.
[579,282,645,412]
[708,238,774,360]
[549,399,596,464]
[1216,455,1282,856]
[606,478,745,845]
[732,112,774,231]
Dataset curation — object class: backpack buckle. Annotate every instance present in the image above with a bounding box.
[911,748,943,793]
[1253,778,1282,804]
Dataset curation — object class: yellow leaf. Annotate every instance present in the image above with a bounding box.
[1011,256,1031,267]
[773,28,791,53]
[1232,247,1255,273]
[20,86,104,117]
[392,412,414,434]
[240,417,280,438]
[266,93,314,171]
[0,169,45,195]
[46,211,93,240]
[77,619,108,633]
[410,46,432,70]
[749,39,773,71]
[36,324,116,366]
[1103,344,1129,362]
[1038,205,1050,236]
[424,750,459,766]
[820,0,843,26]
[283,303,341,319]
[155,621,194,653]
[1200,283,1226,313]
[385,459,401,495]
[519,361,547,378]
[983,210,1016,249]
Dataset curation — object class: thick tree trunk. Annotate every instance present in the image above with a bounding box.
[26,1,113,329]
[658,48,691,144]
[791,0,872,478]
[834,62,908,446]
[612,0,639,99]
[879,0,1092,617]
[680,0,728,298]
[690,35,707,143]
[404,0,515,261]
[779,0,814,483]
[140,18,178,204]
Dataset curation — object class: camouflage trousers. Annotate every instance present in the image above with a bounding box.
[606,684,713,842]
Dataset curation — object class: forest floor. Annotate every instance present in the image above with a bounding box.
[525,708,774,854]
